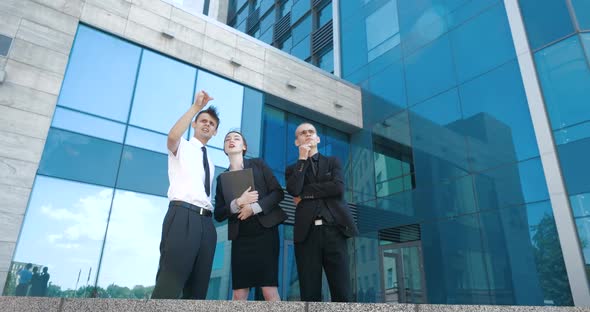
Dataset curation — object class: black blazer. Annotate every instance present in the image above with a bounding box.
[285,153,359,243]
[214,158,287,240]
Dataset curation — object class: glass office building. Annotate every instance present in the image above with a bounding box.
[3,0,590,306]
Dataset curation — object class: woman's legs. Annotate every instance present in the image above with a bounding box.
[261,286,281,301]
[233,288,249,300]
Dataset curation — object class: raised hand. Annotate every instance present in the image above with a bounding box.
[298,144,311,160]
[193,90,214,110]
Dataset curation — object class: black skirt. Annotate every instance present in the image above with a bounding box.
[231,216,280,289]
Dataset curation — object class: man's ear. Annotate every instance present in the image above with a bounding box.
[295,139,299,147]
[316,136,321,144]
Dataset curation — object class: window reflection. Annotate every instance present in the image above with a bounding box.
[129,50,197,134]
[96,191,168,298]
[5,176,111,297]
[194,71,244,150]
[58,25,140,122]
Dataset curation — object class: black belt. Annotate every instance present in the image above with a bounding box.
[170,200,212,217]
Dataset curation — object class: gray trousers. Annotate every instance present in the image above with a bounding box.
[151,202,217,299]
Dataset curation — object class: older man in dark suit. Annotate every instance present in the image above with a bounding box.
[285,122,358,302]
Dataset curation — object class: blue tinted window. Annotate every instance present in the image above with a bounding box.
[404,34,456,105]
[341,16,369,77]
[193,71,244,150]
[291,36,310,60]
[125,126,168,154]
[474,158,549,211]
[58,25,140,121]
[519,0,575,50]
[409,89,469,185]
[291,0,310,23]
[116,146,168,196]
[292,15,311,45]
[459,61,539,170]
[129,51,196,134]
[369,60,406,108]
[365,0,400,62]
[554,121,590,145]
[571,192,590,218]
[241,87,264,158]
[399,0,446,56]
[572,0,590,30]
[536,35,590,130]
[259,0,274,15]
[259,8,275,32]
[446,0,499,30]
[558,137,590,195]
[280,0,292,17]
[421,214,489,302]
[39,128,122,187]
[52,107,126,143]
[279,34,293,51]
[7,176,111,297]
[96,190,168,295]
[318,2,332,28]
[450,4,515,83]
[262,106,286,184]
[318,47,334,73]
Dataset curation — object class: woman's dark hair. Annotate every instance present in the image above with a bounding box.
[224,130,247,156]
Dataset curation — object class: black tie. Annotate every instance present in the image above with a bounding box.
[202,146,210,197]
[310,157,318,177]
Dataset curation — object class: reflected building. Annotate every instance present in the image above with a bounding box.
[0,0,589,307]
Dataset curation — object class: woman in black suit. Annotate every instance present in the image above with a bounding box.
[214,131,287,301]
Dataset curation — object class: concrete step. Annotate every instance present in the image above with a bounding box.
[0,296,587,312]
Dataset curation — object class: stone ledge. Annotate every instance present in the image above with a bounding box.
[0,297,588,312]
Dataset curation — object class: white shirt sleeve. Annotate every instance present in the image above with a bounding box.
[230,199,240,214]
[250,203,262,215]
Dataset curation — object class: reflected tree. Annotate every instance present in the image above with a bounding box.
[531,214,574,306]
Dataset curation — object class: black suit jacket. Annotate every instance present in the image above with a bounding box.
[285,153,358,243]
[214,158,287,240]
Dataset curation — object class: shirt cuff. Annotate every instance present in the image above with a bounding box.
[251,203,262,215]
[230,199,240,214]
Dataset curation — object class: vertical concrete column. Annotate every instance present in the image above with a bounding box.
[504,0,590,306]
[208,0,229,24]
[0,0,79,294]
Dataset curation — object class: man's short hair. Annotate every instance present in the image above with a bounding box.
[195,106,220,129]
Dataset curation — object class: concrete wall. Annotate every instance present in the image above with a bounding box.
[0,0,362,294]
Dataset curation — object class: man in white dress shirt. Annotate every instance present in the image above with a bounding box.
[151,90,218,299]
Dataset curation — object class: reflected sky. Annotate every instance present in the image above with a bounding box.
[97,190,168,288]
[13,176,111,291]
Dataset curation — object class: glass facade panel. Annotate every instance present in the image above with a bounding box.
[194,71,244,150]
[459,61,539,169]
[535,35,590,131]
[96,191,168,298]
[318,47,334,73]
[318,2,332,28]
[291,0,310,23]
[58,25,140,122]
[292,15,312,45]
[38,129,122,187]
[51,107,126,143]
[572,0,590,30]
[404,34,456,106]
[129,50,197,134]
[519,0,575,50]
[450,4,515,83]
[116,146,168,197]
[6,176,111,297]
[558,137,590,196]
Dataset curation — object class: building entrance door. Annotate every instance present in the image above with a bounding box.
[379,241,427,303]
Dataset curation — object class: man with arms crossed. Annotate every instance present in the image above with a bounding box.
[285,122,359,302]
[152,90,218,299]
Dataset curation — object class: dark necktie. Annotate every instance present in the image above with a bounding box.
[310,156,318,177]
[202,146,210,197]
